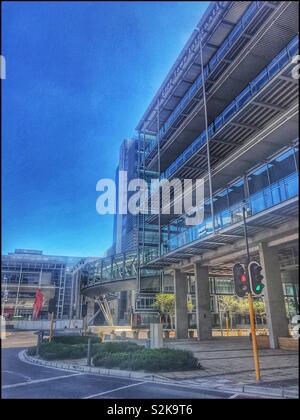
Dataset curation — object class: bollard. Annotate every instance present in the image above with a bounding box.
[87,338,92,366]
[49,312,54,342]
[36,330,43,356]
[225,318,229,336]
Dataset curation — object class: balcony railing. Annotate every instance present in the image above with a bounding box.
[160,35,299,180]
[144,1,268,158]
[162,170,298,255]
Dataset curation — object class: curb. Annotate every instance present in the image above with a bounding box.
[20,350,171,383]
[20,350,298,399]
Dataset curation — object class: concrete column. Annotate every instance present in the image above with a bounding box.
[86,297,95,325]
[259,242,289,349]
[150,323,163,348]
[174,269,189,339]
[194,264,212,340]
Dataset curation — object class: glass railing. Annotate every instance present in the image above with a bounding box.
[160,35,299,180]
[144,1,266,157]
[162,170,298,255]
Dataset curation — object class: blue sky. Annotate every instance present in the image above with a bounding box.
[2,1,209,257]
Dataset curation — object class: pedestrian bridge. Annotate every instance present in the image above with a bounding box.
[78,251,160,297]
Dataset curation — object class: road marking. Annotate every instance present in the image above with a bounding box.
[82,381,149,399]
[228,393,240,399]
[2,372,83,390]
[2,370,32,382]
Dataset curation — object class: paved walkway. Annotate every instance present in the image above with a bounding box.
[163,337,298,396]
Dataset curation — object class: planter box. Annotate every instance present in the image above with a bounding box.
[256,335,270,349]
[163,331,170,339]
[278,337,299,351]
[188,330,195,338]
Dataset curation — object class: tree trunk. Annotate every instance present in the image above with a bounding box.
[219,311,223,336]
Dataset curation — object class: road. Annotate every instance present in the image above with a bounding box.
[1,332,260,399]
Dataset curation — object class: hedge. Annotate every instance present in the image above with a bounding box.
[27,346,37,356]
[92,341,142,354]
[27,342,88,360]
[27,340,141,361]
[27,340,199,372]
[50,335,100,345]
[93,348,200,372]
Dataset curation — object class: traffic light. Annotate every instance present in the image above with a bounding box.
[248,261,265,295]
[233,263,250,297]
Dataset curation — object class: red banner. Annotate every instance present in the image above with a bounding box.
[32,288,44,320]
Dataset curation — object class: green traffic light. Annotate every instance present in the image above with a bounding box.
[255,284,264,292]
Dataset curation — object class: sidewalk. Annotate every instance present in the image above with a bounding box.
[162,337,298,397]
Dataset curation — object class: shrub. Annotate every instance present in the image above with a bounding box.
[93,347,199,372]
[38,342,87,360]
[27,347,37,356]
[93,352,131,369]
[50,335,99,345]
[92,341,142,355]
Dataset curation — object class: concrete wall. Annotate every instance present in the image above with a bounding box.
[8,319,83,330]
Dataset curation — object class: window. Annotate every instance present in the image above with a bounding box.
[228,179,245,211]
[214,189,230,229]
[140,277,160,292]
[268,149,296,184]
[248,165,271,213]
[215,278,234,294]
[268,148,297,204]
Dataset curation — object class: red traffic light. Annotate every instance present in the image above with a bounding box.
[233,263,250,297]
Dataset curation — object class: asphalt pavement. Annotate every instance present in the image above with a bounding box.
[1,332,263,400]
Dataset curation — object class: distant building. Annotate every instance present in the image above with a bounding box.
[1,249,83,320]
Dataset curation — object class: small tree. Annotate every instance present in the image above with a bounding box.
[253,300,266,325]
[152,294,175,329]
[219,296,240,330]
[187,296,194,313]
[153,293,194,329]
[237,298,249,325]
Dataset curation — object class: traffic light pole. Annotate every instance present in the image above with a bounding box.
[242,204,261,381]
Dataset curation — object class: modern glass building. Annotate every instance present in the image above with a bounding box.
[1,249,83,320]
[80,1,299,348]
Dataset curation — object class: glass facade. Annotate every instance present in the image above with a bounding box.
[163,144,299,254]
[1,250,82,320]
